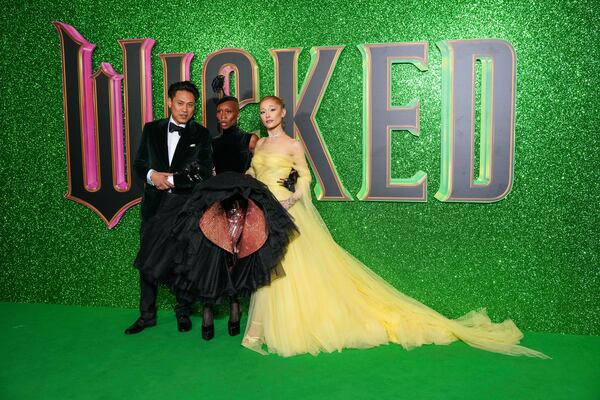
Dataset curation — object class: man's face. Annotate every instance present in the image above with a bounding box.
[168,90,195,125]
[216,100,240,131]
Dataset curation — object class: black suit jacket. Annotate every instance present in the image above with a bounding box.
[134,118,213,221]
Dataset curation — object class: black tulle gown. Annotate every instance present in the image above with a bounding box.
[134,127,297,304]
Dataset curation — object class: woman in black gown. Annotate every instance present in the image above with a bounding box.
[201,96,259,339]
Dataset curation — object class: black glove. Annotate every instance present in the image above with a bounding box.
[178,161,205,183]
[279,168,299,192]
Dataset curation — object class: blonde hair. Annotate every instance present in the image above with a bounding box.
[259,95,285,109]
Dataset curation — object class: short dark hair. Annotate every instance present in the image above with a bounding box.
[168,81,199,101]
[216,96,239,107]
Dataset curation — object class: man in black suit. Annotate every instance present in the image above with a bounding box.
[125,81,213,335]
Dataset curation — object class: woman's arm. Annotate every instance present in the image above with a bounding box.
[281,140,311,209]
[248,133,260,153]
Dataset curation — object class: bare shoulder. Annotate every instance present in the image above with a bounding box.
[288,138,304,154]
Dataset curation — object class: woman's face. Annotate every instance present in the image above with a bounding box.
[216,100,239,130]
[259,99,286,130]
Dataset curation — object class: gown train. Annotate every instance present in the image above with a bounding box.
[242,149,548,358]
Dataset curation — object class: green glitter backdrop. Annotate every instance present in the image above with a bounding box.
[1,0,598,335]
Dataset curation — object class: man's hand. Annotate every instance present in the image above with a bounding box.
[150,171,174,190]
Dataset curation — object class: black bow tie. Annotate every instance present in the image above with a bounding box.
[169,122,185,134]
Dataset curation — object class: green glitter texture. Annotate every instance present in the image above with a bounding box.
[1,0,598,335]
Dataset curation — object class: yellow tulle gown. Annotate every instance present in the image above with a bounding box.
[243,148,548,358]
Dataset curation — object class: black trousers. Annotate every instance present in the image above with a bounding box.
[138,193,193,320]
[139,273,192,320]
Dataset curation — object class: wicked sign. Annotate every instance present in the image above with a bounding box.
[54,21,516,228]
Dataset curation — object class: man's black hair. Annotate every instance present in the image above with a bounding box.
[168,81,200,101]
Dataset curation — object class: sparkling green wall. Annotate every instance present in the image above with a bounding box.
[1,0,598,335]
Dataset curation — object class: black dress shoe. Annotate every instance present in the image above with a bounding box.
[177,316,192,332]
[124,317,156,335]
[202,324,214,341]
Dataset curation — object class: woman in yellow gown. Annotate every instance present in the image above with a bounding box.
[242,96,547,358]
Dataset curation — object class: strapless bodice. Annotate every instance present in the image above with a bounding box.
[251,151,296,199]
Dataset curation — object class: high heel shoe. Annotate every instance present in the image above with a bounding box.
[202,324,214,341]
[228,320,241,336]
[228,300,241,336]
[202,305,214,341]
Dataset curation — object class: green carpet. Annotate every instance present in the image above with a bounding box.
[1,302,598,400]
